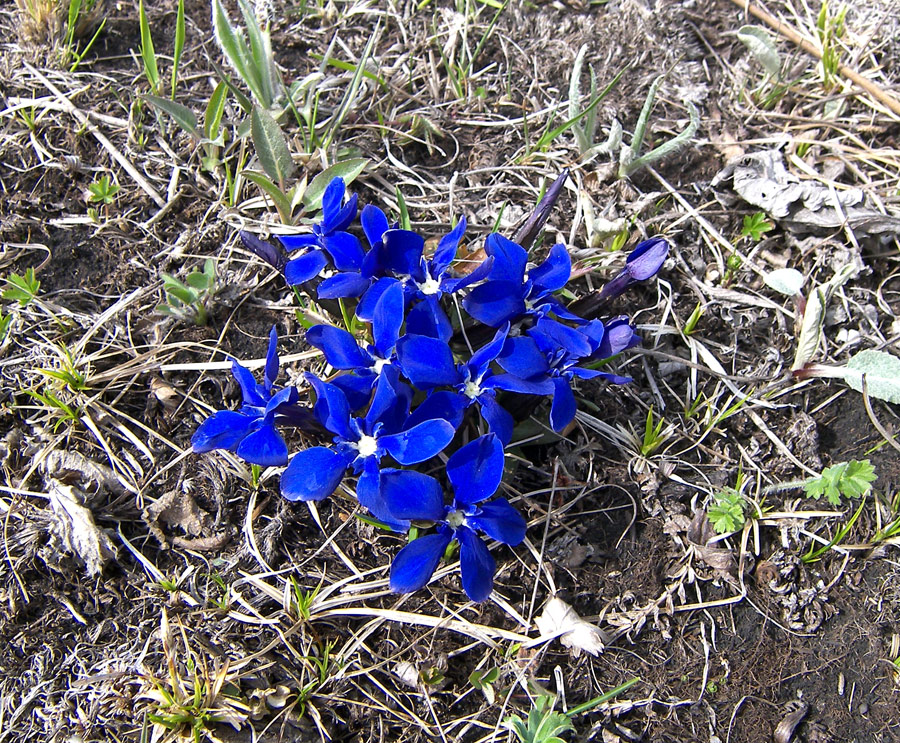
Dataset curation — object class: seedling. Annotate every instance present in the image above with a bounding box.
[740,212,774,241]
[802,496,865,563]
[157,258,218,326]
[469,667,500,704]
[289,575,323,621]
[639,406,669,457]
[816,0,848,92]
[22,388,81,430]
[736,25,792,109]
[708,488,747,534]
[87,174,120,205]
[38,342,91,391]
[804,459,876,506]
[3,268,40,307]
[505,694,574,743]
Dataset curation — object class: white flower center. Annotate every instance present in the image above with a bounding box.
[419,276,441,295]
[463,380,482,399]
[356,435,378,458]
[372,357,390,374]
[446,510,465,529]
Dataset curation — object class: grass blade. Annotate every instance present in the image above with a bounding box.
[144,94,199,137]
[171,0,185,98]
[139,0,160,94]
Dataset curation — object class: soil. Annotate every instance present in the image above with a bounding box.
[1,0,900,741]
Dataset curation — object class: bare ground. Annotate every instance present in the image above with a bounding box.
[1,0,900,741]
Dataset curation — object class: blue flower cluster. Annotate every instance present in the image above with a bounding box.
[194,175,668,601]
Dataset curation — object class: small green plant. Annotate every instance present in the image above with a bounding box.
[3,268,40,307]
[802,496,865,563]
[805,459,876,506]
[139,0,184,97]
[38,342,90,391]
[157,258,218,326]
[289,575,323,621]
[438,0,509,101]
[683,301,704,336]
[740,211,774,241]
[505,694,574,743]
[722,251,743,285]
[639,406,668,457]
[708,488,747,534]
[736,25,791,109]
[87,174,120,205]
[469,667,500,704]
[618,73,699,178]
[815,0,848,92]
[22,388,81,430]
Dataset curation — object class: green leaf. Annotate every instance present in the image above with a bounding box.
[185,272,212,290]
[0,312,11,341]
[805,460,876,506]
[204,81,228,142]
[139,0,160,93]
[3,268,40,307]
[303,159,369,210]
[741,212,775,240]
[843,350,900,404]
[242,171,293,224]
[251,106,294,188]
[165,285,198,305]
[144,94,199,137]
[708,489,746,534]
[171,0,185,97]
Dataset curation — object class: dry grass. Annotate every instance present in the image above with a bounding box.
[1,0,900,741]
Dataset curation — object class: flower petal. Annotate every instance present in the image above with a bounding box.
[486,373,554,395]
[626,236,669,280]
[320,177,346,226]
[447,433,504,506]
[284,249,328,286]
[280,446,348,501]
[382,229,425,279]
[440,254,493,294]
[231,360,266,407]
[380,418,455,465]
[549,376,576,432]
[317,272,371,300]
[396,335,459,389]
[463,282,526,327]
[306,325,370,370]
[596,317,640,358]
[484,233,527,283]
[469,323,510,377]
[192,410,257,453]
[390,532,452,594]
[477,393,513,446]
[496,336,550,378]
[327,193,358,234]
[277,234,320,252]
[365,366,411,432]
[331,371,376,411]
[405,296,452,342]
[306,374,353,440]
[240,231,284,269]
[236,422,288,466]
[467,499,527,546]
[372,280,404,357]
[361,204,389,248]
[381,469,445,522]
[528,242,571,295]
[323,231,364,271]
[533,318,592,358]
[264,326,279,392]
[357,277,400,322]
[431,216,467,275]
[458,526,496,602]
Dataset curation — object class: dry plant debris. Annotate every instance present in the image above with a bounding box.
[1,0,900,741]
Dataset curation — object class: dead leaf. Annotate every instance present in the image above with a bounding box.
[42,450,125,498]
[144,489,211,539]
[47,479,116,576]
[535,596,606,657]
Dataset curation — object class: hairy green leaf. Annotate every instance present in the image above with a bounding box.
[251,106,294,187]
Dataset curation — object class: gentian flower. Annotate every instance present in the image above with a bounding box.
[597,237,669,302]
[317,204,393,303]
[304,281,404,409]
[383,434,526,602]
[279,371,455,525]
[497,318,631,432]
[192,327,306,466]
[396,323,551,444]
[463,235,579,327]
[278,177,365,286]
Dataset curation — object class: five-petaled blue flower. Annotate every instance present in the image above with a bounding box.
[463,234,579,327]
[278,177,365,286]
[191,327,307,466]
[383,434,526,602]
[280,370,456,526]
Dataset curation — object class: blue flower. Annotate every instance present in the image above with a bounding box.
[597,237,669,302]
[382,434,526,602]
[278,177,365,286]
[192,327,306,466]
[396,323,550,445]
[463,235,579,327]
[304,280,405,408]
[497,318,632,432]
[280,370,456,525]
